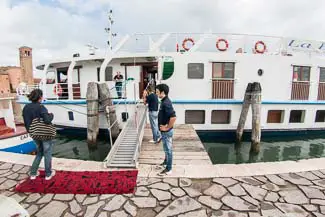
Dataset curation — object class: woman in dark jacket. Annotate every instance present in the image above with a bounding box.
[22,89,55,180]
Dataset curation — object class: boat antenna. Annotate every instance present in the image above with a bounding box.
[105,9,117,51]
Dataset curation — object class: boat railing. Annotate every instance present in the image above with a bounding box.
[16,84,40,97]
[291,81,310,100]
[112,32,325,56]
[17,80,130,101]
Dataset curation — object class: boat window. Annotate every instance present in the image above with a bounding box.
[292,66,310,82]
[185,110,205,124]
[46,71,55,84]
[68,111,74,121]
[188,63,204,79]
[267,110,284,123]
[105,66,113,81]
[289,110,305,123]
[315,110,325,122]
[320,68,325,82]
[211,110,231,124]
[212,62,235,79]
[96,67,100,82]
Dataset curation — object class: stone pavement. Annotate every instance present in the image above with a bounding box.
[2,161,325,216]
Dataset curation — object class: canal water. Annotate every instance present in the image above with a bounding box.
[52,133,111,161]
[52,132,325,164]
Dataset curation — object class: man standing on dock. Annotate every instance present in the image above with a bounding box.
[156,84,176,176]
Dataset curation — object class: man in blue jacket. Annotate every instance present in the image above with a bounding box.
[156,84,176,175]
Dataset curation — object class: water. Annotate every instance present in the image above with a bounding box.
[52,132,325,165]
[203,135,325,164]
[52,133,111,161]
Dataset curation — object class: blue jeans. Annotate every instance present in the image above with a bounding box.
[116,84,122,98]
[149,111,161,142]
[161,129,173,171]
[30,140,54,177]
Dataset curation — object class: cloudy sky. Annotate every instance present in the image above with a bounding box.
[0,0,324,70]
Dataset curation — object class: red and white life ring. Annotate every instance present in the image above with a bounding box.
[53,84,63,96]
[182,38,195,51]
[216,38,229,51]
[255,41,267,54]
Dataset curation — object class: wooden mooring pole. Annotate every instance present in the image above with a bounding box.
[236,82,262,153]
[236,83,252,144]
[98,83,120,144]
[251,82,262,153]
[86,82,99,149]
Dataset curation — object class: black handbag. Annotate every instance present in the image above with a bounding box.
[29,118,56,141]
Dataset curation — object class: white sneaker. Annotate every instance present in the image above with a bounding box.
[149,140,155,143]
[30,171,40,180]
[155,137,162,144]
[45,170,56,181]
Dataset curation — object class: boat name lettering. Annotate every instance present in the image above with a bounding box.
[288,39,325,51]
[20,134,29,140]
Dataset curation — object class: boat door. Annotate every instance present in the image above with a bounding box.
[139,64,158,98]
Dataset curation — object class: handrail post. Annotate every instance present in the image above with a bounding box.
[106,106,113,148]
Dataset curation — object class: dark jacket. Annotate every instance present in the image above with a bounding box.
[158,96,176,131]
[22,102,54,132]
[146,93,159,112]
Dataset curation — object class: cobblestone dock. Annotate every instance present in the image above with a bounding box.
[2,161,325,216]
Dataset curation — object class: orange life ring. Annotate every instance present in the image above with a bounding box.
[182,38,195,51]
[53,84,63,96]
[216,38,229,51]
[255,41,266,54]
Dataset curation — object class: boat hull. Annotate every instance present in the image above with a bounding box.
[0,133,36,154]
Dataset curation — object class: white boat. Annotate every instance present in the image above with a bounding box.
[0,96,35,154]
[16,32,325,138]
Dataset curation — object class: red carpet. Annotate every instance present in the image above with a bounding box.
[15,170,138,194]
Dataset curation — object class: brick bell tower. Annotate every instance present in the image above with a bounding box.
[19,46,34,85]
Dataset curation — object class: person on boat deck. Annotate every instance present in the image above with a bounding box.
[114,71,124,99]
[22,89,55,181]
[156,84,176,176]
[143,86,161,144]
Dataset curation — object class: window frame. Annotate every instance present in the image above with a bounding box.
[212,62,235,80]
[105,66,113,81]
[267,110,285,124]
[315,110,325,122]
[211,110,231,124]
[289,110,305,123]
[292,65,310,82]
[187,63,204,79]
[320,67,325,83]
[185,110,206,124]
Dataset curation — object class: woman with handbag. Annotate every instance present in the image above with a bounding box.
[22,89,56,180]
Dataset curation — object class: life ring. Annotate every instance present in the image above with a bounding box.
[255,41,266,54]
[216,38,229,51]
[182,38,195,51]
[53,84,63,96]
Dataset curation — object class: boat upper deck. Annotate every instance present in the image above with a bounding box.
[35,33,325,70]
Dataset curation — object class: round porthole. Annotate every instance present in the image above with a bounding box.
[258,69,263,76]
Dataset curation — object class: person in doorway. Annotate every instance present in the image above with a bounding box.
[156,84,176,176]
[22,89,55,180]
[143,86,161,144]
[114,71,124,99]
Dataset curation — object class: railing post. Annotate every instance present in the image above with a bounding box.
[67,61,76,100]
[106,106,113,148]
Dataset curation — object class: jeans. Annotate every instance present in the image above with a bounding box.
[116,84,122,98]
[161,129,173,171]
[30,140,54,177]
[149,111,161,142]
